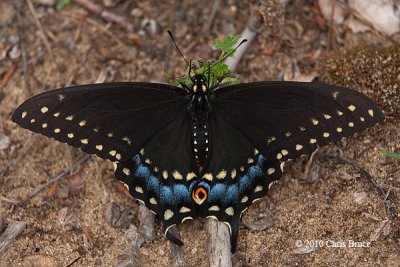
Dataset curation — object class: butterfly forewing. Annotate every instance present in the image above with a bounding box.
[12,82,187,162]
[212,81,383,162]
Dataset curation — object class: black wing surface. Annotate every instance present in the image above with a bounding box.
[12,82,188,162]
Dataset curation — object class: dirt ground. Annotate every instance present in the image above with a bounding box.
[0,0,399,266]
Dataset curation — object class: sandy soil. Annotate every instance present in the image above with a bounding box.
[0,0,399,266]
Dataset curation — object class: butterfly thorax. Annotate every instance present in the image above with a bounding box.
[190,74,210,167]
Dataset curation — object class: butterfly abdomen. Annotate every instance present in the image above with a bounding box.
[192,120,209,166]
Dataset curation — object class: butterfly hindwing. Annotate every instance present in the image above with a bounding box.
[12,82,187,162]
[202,112,282,252]
[114,107,198,245]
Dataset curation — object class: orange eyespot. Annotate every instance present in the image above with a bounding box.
[192,186,207,205]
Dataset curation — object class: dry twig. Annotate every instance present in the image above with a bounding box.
[0,220,26,259]
[322,154,397,218]
[0,63,17,88]
[225,16,259,71]
[21,155,90,205]
[138,204,156,241]
[13,0,31,94]
[73,0,134,32]
[26,0,54,60]
[205,219,232,267]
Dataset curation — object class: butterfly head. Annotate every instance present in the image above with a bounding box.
[191,74,208,94]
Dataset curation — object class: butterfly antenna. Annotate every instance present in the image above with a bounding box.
[167,30,191,71]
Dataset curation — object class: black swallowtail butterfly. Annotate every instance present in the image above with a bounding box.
[12,66,383,253]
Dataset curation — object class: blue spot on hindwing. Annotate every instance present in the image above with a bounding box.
[133,154,141,166]
[208,183,226,202]
[173,184,191,202]
[224,185,239,204]
[135,164,150,179]
[160,186,176,205]
[248,165,263,178]
[148,175,160,194]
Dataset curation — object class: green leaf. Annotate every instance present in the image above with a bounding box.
[164,34,241,89]
[56,0,71,11]
[215,35,240,56]
[379,150,400,160]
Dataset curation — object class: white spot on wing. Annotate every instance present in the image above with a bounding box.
[296,144,303,151]
[348,105,356,111]
[311,118,319,125]
[280,162,285,172]
[172,170,183,180]
[122,136,132,144]
[254,185,263,192]
[66,115,73,121]
[216,170,227,179]
[368,109,374,117]
[323,114,331,120]
[150,197,157,205]
[79,120,86,127]
[231,169,237,179]
[310,138,317,144]
[68,133,74,138]
[225,207,234,216]
[21,111,27,118]
[267,168,275,175]
[41,107,48,113]
[164,209,174,220]
[123,168,130,176]
[135,186,144,193]
[180,207,191,213]
[323,132,330,138]
[96,145,103,151]
[336,127,343,133]
[203,173,213,181]
[247,158,254,164]
[81,139,88,144]
[209,206,220,211]
[53,112,60,117]
[186,172,197,181]
[241,196,248,203]
[162,171,168,179]
[348,122,354,127]
[109,150,116,156]
[54,128,61,133]
[42,123,48,128]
